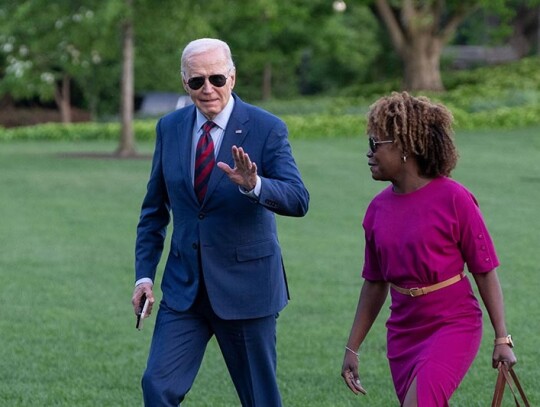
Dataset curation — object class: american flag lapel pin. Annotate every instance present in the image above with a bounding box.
[235,129,242,134]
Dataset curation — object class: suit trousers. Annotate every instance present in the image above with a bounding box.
[141,277,282,407]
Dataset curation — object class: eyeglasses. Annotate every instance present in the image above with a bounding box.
[369,137,394,152]
[186,70,231,90]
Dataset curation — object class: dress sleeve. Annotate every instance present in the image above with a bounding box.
[454,186,499,274]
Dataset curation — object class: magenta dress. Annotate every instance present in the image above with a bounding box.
[362,177,499,406]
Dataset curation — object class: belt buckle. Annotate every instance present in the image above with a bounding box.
[408,287,424,297]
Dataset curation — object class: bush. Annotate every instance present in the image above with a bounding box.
[450,104,540,129]
[2,56,539,141]
[0,121,156,142]
[1,103,539,143]
[283,114,366,139]
[0,115,367,142]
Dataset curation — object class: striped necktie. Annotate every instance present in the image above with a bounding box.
[194,121,216,203]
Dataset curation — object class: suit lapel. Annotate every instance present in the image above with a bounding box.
[176,109,198,202]
[204,97,249,203]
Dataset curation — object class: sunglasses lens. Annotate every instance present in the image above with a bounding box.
[209,75,227,87]
[187,74,228,90]
[187,77,205,90]
[369,138,376,152]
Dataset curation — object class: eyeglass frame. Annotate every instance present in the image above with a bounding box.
[369,136,394,152]
[183,68,234,90]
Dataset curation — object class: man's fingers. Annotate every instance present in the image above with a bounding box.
[132,284,155,316]
[232,146,253,169]
[216,162,233,174]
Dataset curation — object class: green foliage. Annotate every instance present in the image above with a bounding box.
[2,101,538,143]
[3,0,539,116]
[0,116,367,142]
[153,0,383,102]
[1,56,539,141]
[133,1,217,94]
[442,56,540,106]
[283,114,366,138]
[434,56,540,128]
[294,3,381,94]
[0,0,119,105]
[450,104,540,129]
[0,120,155,142]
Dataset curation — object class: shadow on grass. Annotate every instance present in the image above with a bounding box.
[57,151,152,160]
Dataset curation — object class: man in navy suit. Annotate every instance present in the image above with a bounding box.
[131,38,309,406]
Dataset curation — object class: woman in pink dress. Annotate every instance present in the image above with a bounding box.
[341,92,517,406]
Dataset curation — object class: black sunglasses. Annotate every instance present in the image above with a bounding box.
[369,137,394,152]
[186,72,230,90]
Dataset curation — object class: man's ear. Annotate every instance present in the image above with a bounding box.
[229,72,236,90]
[181,79,190,94]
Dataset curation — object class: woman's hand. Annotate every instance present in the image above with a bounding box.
[341,350,367,395]
[492,344,517,368]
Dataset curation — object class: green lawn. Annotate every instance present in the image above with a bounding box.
[0,127,538,406]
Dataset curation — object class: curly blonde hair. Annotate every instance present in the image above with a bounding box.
[367,91,458,177]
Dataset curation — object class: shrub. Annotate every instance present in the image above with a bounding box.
[283,114,366,139]
[1,56,539,141]
[0,121,156,142]
[1,104,539,143]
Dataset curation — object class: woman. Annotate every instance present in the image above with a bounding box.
[341,92,516,406]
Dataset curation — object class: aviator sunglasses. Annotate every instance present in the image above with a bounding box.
[186,69,232,90]
[369,136,394,152]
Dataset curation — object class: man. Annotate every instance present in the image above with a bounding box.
[131,38,309,406]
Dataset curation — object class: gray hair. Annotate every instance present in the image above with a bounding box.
[181,38,235,77]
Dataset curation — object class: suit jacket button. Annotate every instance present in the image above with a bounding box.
[192,243,198,250]
[198,213,205,219]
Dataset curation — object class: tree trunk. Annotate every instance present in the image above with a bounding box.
[538,6,540,56]
[402,35,444,92]
[54,74,72,123]
[116,0,136,157]
[508,4,539,58]
[373,0,471,93]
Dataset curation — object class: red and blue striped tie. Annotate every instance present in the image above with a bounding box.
[194,121,216,203]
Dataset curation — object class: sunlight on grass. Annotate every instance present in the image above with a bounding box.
[0,129,538,406]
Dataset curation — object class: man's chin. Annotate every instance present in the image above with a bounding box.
[197,105,219,118]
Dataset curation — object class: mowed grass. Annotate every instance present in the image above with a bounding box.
[0,127,538,406]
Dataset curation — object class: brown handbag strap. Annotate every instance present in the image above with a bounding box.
[491,367,507,407]
[503,366,530,407]
[492,364,530,407]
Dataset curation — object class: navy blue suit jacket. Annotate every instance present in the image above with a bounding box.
[135,94,309,320]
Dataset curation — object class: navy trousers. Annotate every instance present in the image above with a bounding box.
[141,279,282,407]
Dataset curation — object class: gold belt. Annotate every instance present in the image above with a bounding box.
[390,272,466,297]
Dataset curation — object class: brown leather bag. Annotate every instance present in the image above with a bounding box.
[491,363,530,407]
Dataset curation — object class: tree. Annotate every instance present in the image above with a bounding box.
[373,0,481,91]
[0,0,119,122]
[117,0,136,157]
[354,0,536,91]
[302,3,380,94]
[133,1,214,94]
[115,0,214,156]
[208,0,380,100]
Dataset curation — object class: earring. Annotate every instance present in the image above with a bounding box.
[401,155,407,163]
